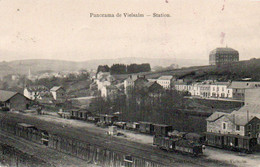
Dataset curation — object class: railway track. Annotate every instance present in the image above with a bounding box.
[0,112,233,167]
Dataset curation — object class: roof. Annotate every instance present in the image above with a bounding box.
[17,123,35,128]
[206,112,228,122]
[39,92,53,98]
[139,121,153,124]
[144,81,155,88]
[185,133,203,140]
[211,82,230,86]
[234,104,260,114]
[157,75,173,80]
[125,75,138,82]
[50,86,63,92]
[0,90,18,102]
[207,107,260,126]
[229,81,260,89]
[26,85,49,92]
[153,124,172,127]
[210,47,239,55]
[99,114,118,118]
[224,113,253,126]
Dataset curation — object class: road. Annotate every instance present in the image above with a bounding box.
[0,111,235,167]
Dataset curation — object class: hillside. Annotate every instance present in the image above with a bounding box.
[1,57,260,81]
[141,59,260,81]
[0,57,208,77]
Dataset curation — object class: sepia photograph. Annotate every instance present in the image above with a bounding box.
[0,0,260,166]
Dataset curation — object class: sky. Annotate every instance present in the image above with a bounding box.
[0,0,259,62]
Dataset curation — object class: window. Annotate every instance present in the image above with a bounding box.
[223,123,226,130]
[257,124,260,130]
[248,124,252,130]
[236,125,240,131]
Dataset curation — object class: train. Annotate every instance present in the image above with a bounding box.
[205,132,258,153]
[153,126,204,156]
[76,113,259,154]
[153,135,203,156]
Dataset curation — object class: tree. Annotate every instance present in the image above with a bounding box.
[110,64,127,74]
[97,65,110,74]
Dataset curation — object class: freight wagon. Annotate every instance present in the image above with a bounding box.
[125,122,140,131]
[139,122,154,134]
[206,132,257,153]
[153,124,172,136]
[153,135,203,156]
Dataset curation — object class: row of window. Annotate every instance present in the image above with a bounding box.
[223,123,260,131]
[212,87,230,92]
[158,81,170,84]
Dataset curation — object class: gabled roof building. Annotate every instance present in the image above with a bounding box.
[0,90,30,111]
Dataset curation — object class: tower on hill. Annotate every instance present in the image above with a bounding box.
[209,47,239,66]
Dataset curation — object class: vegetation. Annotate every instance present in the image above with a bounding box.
[89,87,208,132]
[97,63,151,75]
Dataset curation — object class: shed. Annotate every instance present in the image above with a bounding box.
[0,90,30,111]
[99,114,118,125]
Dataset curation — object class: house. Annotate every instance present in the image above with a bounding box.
[0,90,30,111]
[37,92,54,104]
[206,89,260,146]
[101,85,120,98]
[189,83,201,96]
[99,114,119,125]
[97,79,111,90]
[207,111,260,138]
[70,109,91,120]
[156,75,174,89]
[23,85,49,100]
[174,82,190,92]
[124,75,138,94]
[143,81,164,97]
[96,73,115,91]
[229,81,260,101]
[50,86,66,100]
[198,84,211,98]
[244,88,260,106]
[134,76,149,91]
[96,72,110,80]
[210,82,232,98]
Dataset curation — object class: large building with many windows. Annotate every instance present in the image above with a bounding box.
[209,47,239,65]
